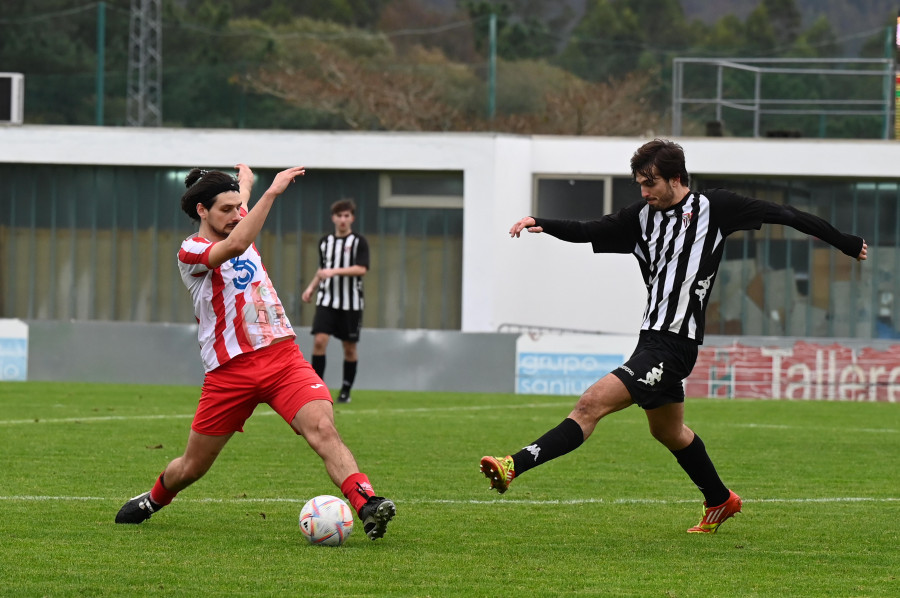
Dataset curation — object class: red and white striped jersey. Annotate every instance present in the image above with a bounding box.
[178,232,295,372]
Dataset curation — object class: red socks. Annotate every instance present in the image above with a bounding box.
[340,472,374,513]
[149,472,178,506]
[148,471,375,514]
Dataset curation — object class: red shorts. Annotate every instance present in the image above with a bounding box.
[192,339,333,436]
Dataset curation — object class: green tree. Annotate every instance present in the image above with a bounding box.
[378,0,480,64]
[225,0,388,28]
[791,15,841,57]
[742,6,778,54]
[698,14,750,56]
[556,0,640,82]
[762,0,803,48]
[462,1,555,60]
[557,0,692,82]
[859,15,895,59]
[0,0,131,124]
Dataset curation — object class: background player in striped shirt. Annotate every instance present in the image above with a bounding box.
[115,165,395,540]
[481,139,867,534]
[301,199,369,403]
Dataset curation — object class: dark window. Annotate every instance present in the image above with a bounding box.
[535,177,606,220]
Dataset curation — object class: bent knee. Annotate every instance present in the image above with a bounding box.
[649,425,690,450]
[649,427,676,444]
[573,383,631,420]
[301,416,341,446]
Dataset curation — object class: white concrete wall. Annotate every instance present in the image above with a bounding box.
[2,126,898,334]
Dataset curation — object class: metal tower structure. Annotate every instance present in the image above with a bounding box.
[126,0,162,126]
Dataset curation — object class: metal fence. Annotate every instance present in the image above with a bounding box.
[672,58,895,139]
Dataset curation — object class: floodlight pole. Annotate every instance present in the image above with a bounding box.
[126,0,163,127]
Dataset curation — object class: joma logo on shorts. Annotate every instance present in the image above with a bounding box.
[637,362,665,386]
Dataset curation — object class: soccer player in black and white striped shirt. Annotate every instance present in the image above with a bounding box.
[481,139,867,533]
[302,199,370,403]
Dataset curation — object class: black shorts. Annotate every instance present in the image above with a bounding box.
[611,330,698,410]
[311,306,362,343]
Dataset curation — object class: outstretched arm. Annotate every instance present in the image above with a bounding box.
[509,216,594,242]
[207,166,305,268]
[763,203,866,261]
[508,213,634,253]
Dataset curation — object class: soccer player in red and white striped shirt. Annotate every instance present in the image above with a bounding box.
[115,164,395,540]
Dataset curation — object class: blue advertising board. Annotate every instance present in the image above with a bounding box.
[515,333,638,395]
[0,319,28,381]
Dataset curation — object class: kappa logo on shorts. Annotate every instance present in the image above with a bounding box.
[637,362,665,386]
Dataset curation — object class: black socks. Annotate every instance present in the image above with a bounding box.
[311,354,326,378]
[342,360,358,393]
[311,356,357,393]
[670,434,730,506]
[511,418,585,476]
[506,419,729,507]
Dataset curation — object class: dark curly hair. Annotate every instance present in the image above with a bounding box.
[630,139,690,187]
[180,168,241,222]
[331,198,356,215]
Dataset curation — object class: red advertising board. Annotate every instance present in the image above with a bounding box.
[687,340,900,402]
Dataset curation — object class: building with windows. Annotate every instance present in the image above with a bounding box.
[2,127,900,392]
[3,127,897,337]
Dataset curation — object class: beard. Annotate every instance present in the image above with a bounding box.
[647,182,677,211]
[210,223,236,238]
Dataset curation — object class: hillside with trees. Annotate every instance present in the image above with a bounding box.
[0,0,896,137]
[681,0,896,32]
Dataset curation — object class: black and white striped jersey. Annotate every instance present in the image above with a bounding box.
[534,189,864,344]
[314,232,369,311]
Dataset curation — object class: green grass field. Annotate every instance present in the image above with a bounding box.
[1,382,898,597]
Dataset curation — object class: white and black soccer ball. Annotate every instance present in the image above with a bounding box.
[299,495,354,546]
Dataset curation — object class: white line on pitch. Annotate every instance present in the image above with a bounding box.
[1,404,895,435]
[1,495,898,506]
[723,423,897,434]
[0,402,574,425]
[0,413,197,425]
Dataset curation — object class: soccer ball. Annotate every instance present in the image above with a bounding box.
[299,495,354,546]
